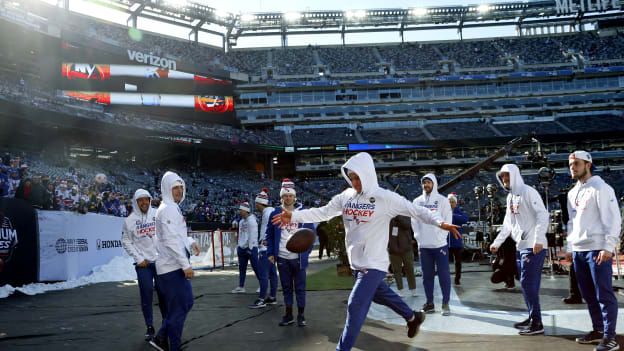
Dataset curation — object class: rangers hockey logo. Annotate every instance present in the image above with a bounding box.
[0,212,18,273]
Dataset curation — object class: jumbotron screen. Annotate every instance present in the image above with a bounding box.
[59,41,236,125]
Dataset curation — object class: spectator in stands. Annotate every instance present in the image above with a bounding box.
[490,164,549,336]
[565,151,621,351]
[248,188,278,309]
[42,182,58,210]
[7,169,20,198]
[412,174,453,316]
[76,196,89,214]
[0,167,8,197]
[447,193,469,285]
[231,201,260,294]
[388,215,417,297]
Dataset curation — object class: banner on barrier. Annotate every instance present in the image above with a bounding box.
[38,211,125,281]
[0,198,39,286]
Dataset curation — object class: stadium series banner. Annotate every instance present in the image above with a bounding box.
[38,211,125,281]
[0,198,38,287]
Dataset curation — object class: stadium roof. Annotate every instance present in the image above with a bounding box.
[57,0,624,47]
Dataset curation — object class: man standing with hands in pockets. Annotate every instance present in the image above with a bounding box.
[565,151,621,351]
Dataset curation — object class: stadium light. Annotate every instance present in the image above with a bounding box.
[241,13,255,22]
[411,8,427,16]
[346,10,366,19]
[477,4,491,13]
[284,12,301,22]
[215,9,229,18]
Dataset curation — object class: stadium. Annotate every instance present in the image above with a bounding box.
[2,0,624,349]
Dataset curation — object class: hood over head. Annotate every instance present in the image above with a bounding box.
[341,152,379,195]
[420,173,440,197]
[496,164,524,193]
[132,188,152,214]
[160,171,185,205]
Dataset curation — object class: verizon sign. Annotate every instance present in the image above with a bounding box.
[127,50,177,70]
[555,0,619,14]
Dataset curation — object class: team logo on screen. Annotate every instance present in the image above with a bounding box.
[62,63,110,80]
[194,95,234,113]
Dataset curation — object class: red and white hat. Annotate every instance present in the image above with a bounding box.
[255,188,270,205]
[280,178,296,197]
[238,201,251,213]
[569,150,592,164]
[447,192,458,203]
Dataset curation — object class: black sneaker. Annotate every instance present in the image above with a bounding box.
[596,338,620,351]
[297,314,307,327]
[576,331,605,344]
[149,335,169,351]
[504,282,515,289]
[248,298,266,309]
[518,323,544,336]
[407,311,425,338]
[145,325,155,341]
[279,315,294,326]
[265,296,278,305]
[562,296,583,304]
[421,302,435,314]
[514,318,531,329]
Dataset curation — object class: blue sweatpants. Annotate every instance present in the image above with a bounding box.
[277,257,306,307]
[135,262,166,327]
[420,246,451,305]
[258,250,278,299]
[337,269,415,351]
[516,248,546,324]
[574,250,618,338]
[237,246,260,288]
[156,269,194,351]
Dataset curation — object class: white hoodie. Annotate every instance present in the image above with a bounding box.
[121,189,159,264]
[566,175,621,253]
[411,173,452,249]
[258,206,275,252]
[290,152,442,272]
[155,171,193,275]
[238,213,259,249]
[491,164,549,250]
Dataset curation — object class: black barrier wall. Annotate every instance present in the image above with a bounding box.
[0,198,39,287]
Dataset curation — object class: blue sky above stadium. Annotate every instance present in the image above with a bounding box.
[42,0,567,48]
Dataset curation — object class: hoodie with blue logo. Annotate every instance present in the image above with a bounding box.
[121,189,158,264]
[289,152,442,272]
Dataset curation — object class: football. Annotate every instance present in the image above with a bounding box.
[286,227,316,253]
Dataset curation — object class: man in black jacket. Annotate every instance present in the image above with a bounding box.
[389,215,417,297]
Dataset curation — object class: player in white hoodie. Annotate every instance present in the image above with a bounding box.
[565,151,621,351]
[272,152,460,351]
[150,171,195,351]
[232,201,261,294]
[249,188,278,308]
[121,189,164,342]
[411,174,453,316]
[490,164,549,336]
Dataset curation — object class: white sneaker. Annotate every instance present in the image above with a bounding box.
[231,287,246,293]
[256,287,260,293]
[410,289,418,297]
[398,289,406,297]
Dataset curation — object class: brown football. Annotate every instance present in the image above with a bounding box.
[286,227,316,253]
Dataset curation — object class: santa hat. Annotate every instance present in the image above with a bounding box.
[238,201,251,213]
[447,192,458,203]
[255,188,270,205]
[280,178,296,197]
